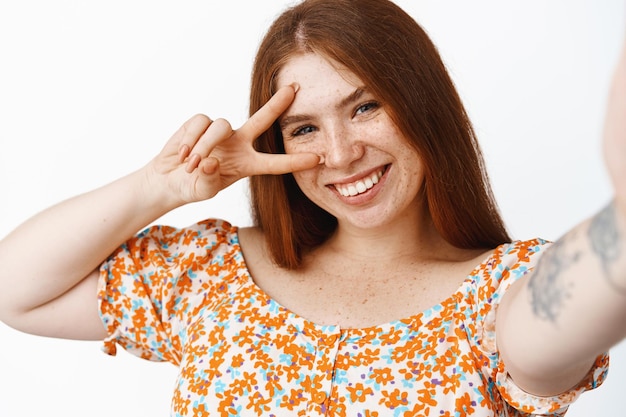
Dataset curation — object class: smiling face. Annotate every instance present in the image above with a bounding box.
[276,53,427,233]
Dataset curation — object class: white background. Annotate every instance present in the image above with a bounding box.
[0,1,624,415]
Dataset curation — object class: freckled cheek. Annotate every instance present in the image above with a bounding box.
[283,140,320,156]
[282,142,322,184]
[282,142,297,154]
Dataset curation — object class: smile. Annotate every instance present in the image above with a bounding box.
[334,167,387,197]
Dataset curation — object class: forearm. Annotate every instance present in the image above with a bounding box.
[497,200,626,395]
[0,167,176,316]
[0,91,317,333]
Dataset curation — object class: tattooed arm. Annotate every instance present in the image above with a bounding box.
[496,35,626,396]
[497,202,626,396]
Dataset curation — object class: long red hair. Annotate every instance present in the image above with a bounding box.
[249,0,510,269]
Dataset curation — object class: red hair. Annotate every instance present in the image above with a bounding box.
[249,0,510,269]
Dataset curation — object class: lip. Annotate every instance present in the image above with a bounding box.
[328,165,388,186]
[327,164,390,203]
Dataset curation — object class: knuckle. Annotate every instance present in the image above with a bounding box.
[187,114,212,131]
[192,113,212,124]
[180,114,212,141]
[211,118,233,133]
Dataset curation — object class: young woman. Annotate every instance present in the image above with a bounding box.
[1,0,624,415]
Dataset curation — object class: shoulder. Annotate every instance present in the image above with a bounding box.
[128,218,239,252]
[102,218,244,282]
[462,238,552,314]
[474,238,552,280]
[99,219,249,327]
[237,226,272,272]
[461,238,552,352]
[237,225,264,246]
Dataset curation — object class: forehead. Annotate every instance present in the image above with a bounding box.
[276,53,363,93]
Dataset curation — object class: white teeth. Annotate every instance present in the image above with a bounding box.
[335,169,385,197]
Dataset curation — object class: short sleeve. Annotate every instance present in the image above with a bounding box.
[97,218,241,365]
[473,239,609,415]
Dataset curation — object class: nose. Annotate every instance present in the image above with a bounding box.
[321,126,365,169]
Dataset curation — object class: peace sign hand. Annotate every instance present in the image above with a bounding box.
[145,85,318,207]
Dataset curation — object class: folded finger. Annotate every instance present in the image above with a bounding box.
[166,114,213,163]
[185,118,233,172]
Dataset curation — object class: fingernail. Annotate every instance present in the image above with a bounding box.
[291,83,300,93]
[178,144,190,163]
[318,154,325,164]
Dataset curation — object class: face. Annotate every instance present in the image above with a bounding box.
[276,53,426,232]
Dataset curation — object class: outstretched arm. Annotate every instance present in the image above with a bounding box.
[0,85,317,341]
[497,35,626,396]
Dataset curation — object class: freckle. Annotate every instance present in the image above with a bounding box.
[362,298,368,304]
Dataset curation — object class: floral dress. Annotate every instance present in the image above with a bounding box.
[98,219,607,416]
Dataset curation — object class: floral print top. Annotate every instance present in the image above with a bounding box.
[98,219,607,416]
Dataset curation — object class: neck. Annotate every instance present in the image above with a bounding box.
[320,207,453,265]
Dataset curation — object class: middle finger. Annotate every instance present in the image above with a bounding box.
[185,118,233,172]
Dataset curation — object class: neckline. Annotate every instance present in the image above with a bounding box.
[232,227,503,336]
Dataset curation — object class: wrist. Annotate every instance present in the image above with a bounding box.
[131,165,183,217]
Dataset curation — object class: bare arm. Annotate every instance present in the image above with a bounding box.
[0,85,318,340]
[497,203,626,395]
[0,170,173,340]
[497,35,626,396]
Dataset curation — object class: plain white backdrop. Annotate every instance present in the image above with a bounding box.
[0,1,624,415]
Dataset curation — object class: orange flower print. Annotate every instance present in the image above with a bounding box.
[97,222,606,417]
[456,391,476,416]
[371,367,393,385]
[380,388,409,408]
[347,383,374,403]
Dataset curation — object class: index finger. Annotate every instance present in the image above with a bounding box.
[237,84,297,140]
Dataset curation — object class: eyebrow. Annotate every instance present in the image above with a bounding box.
[279,86,367,129]
[338,87,367,110]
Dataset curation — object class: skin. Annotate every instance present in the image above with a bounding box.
[0,33,624,400]
[239,53,489,329]
[277,53,427,233]
[496,36,626,396]
[0,85,319,340]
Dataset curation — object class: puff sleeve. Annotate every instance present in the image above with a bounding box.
[97,219,241,365]
[471,239,609,415]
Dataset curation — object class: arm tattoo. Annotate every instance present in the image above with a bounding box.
[528,234,581,323]
[528,202,624,323]
[588,201,625,293]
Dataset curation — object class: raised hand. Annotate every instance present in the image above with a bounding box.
[146,85,319,206]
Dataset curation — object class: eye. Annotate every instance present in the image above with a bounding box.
[288,124,317,138]
[354,101,379,116]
